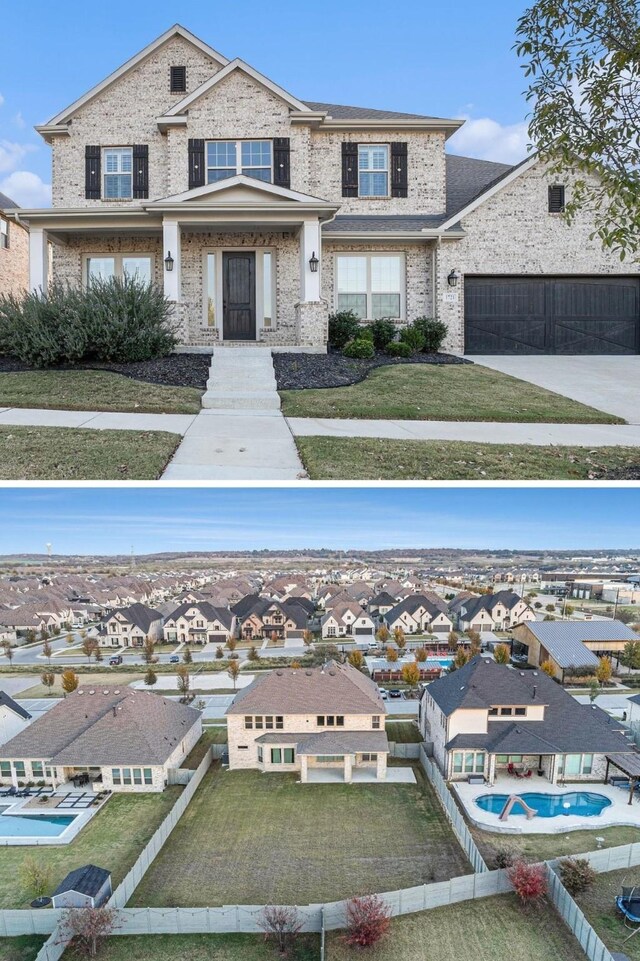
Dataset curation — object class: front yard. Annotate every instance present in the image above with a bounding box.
[0,788,181,909]
[280,365,621,424]
[0,370,202,414]
[0,426,180,480]
[575,866,640,960]
[129,762,469,907]
[296,437,640,480]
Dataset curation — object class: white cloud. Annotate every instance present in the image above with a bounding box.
[0,171,51,207]
[0,139,35,175]
[12,112,26,130]
[448,116,532,165]
[0,93,4,108]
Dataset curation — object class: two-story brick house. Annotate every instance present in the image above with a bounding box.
[0,192,29,298]
[15,23,638,355]
[226,660,388,782]
[99,603,163,648]
[163,601,236,645]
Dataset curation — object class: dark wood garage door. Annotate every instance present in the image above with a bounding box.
[465,276,640,354]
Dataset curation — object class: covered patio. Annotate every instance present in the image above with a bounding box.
[299,731,390,784]
[605,753,640,806]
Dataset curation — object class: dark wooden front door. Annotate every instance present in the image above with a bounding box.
[223,252,256,340]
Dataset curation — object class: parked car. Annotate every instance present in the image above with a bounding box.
[169,654,180,663]
[379,687,388,700]
[388,689,403,699]
[108,655,123,665]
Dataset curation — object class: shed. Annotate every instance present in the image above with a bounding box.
[51,864,112,908]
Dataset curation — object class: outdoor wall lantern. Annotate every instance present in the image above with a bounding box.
[164,251,175,272]
[447,269,461,287]
[309,252,319,273]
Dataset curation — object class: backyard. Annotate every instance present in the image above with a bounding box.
[471,823,640,867]
[575,866,640,960]
[280,365,621,424]
[0,788,181,909]
[60,934,319,961]
[129,762,469,907]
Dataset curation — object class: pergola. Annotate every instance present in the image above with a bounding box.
[605,753,640,805]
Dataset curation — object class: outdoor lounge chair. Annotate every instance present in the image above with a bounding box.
[0,786,16,797]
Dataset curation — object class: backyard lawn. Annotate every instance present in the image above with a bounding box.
[326,894,586,961]
[130,763,469,907]
[0,426,180,480]
[60,934,319,961]
[280,365,621,423]
[0,788,181,909]
[575,866,640,959]
[296,437,640,481]
[0,936,46,961]
[385,721,423,743]
[471,823,640,867]
[0,370,202,414]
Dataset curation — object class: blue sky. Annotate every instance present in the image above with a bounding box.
[0,488,638,555]
[0,0,533,206]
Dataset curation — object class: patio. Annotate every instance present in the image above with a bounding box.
[305,767,417,784]
[0,788,107,845]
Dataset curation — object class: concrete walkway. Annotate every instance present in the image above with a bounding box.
[0,407,196,433]
[472,356,640,424]
[289,417,640,447]
[162,348,305,480]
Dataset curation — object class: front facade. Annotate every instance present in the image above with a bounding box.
[451,591,536,633]
[320,603,376,640]
[14,24,636,355]
[0,192,29,298]
[163,601,236,644]
[226,661,388,783]
[384,596,454,635]
[100,603,164,647]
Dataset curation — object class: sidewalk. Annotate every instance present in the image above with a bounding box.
[0,407,196,433]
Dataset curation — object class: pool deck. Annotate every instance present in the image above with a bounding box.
[0,789,106,846]
[453,776,640,835]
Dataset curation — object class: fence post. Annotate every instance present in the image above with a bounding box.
[320,906,325,961]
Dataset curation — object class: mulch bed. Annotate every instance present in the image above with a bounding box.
[591,465,640,480]
[0,354,211,389]
[273,349,470,390]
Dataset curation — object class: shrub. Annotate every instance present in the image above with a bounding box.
[399,323,426,353]
[413,316,448,352]
[507,859,547,908]
[343,895,392,948]
[494,848,516,869]
[328,310,360,348]
[367,317,396,350]
[0,284,88,367]
[558,857,598,896]
[385,340,412,358]
[343,337,375,359]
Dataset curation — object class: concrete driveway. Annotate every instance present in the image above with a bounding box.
[471,356,640,424]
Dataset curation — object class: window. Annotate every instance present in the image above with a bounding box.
[358,145,389,197]
[133,769,142,785]
[372,716,381,729]
[31,761,44,778]
[548,185,566,213]
[122,768,132,785]
[317,755,344,763]
[13,762,25,778]
[86,254,153,285]
[317,716,325,726]
[558,753,593,776]
[0,218,8,249]
[206,141,273,183]
[336,254,404,320]
[263,252,273,327]
[0,761,10,778]
[488,708,498,716]
[361,753,378,762]
[112,768,121,785]
[257,747,263,763]
[170,65,187,93]
[103,147,133,199]
[275,716,284,730]
[499,708,513,716]
[143,768,153,785]
[514,707,526,717]
[452,751,485,775]
[255,716,264,729]
[496,755,522,765]
[283,748,295,764]
[271,748,282,764]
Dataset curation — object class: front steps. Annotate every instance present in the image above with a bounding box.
[201,347,281,410]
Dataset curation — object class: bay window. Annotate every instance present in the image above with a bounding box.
[358,145,389,197]
[206,141,272,183]
[103,147,133,199]
[336,254,404,320]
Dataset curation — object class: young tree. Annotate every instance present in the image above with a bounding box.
[1,640,14,665]
[290,660,301,669]
[545,604,556,613]
[65,632,75,646]
[540,659,556,678]
[558,856,598,896]
[81,637,97,662]
[58,906,120,958]
[302,629,314,647]
[247,644,259,662]
[228,660,241,691]
[415,647,428,663]
[447,631,459,652]
[144,667,158,687]
[25,629,36,644]
[469,634,482,657]
[226,636,238,653]
[516,0,640,259]
[394,627,406,650]
[507,859,547,909]
[176,665,191,701]
[386,645,399,663]
[596,655,613,687]
[588,677,600,703]
[493,643,511,665]
[258,905,303,955]
[20,856,51,900]
[376,625,390,646]
[621,641,640,670]
[401,661,421,691]
[182,646,193,664]
[215,645,224,660]
[40,671,56,696]
[39,627,49,642]
[41,638,53,665]
[142,636,155,664]
[61,669,79,696]
[343,895,392,949]
[348,649,365,670]
[453,646,469,670]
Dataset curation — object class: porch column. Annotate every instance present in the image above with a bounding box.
[377,753,387,781]
[10,764,18,789]
[300,755,308,783]
[299,219,321,302]
[344,754,353,784]
[29,227,49,292]
[162,219,181,302]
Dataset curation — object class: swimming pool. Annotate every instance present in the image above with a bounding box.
[426,657,454,669]
[0,812,77,838]
[475,791,612,818]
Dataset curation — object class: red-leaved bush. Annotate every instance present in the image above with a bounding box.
[507,858,547,908]
[343,895,392,948]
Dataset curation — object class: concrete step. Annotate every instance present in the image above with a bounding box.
[206,377,277,392]
[201,390,281,410]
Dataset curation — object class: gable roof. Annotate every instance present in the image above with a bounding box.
[521,620,637,670]
[103,602,162,633]
[0,193,19,211]
[146,175,334,208]
[441,153,538,229]
[44,25,229,126]
[165,601,233,629]
[52,865,111,899]
[0,690,31,721]
[445,155,514,221]
[304,101,445,121]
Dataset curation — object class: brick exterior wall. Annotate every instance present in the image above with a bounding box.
[0,218,28,297]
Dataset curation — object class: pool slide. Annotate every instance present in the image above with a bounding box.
[499,794,538,821]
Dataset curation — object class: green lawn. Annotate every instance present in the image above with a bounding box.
[471,824,640,867]
[385,721,423,743]
[130,763,469,907]
[0,426,180,480]
[61,934,319,961]
[0,937,47,961]
[0,370,202,414]
[280,365,621,424]
[326,894,585,961]
[575,866,640,959]
[0,788,181,909]
[296,437,640,480]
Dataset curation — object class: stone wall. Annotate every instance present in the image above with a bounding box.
[0,218,28,296]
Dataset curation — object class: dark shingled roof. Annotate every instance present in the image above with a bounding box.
[52,864,110,899]
[324,214,451,233]
[445,155,514,220]
[103,602,163,633]
[304,101,444,121]
[0,690,31,721]
[0,192,19,210]
[165,601,234,630]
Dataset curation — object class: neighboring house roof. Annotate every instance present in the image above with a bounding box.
[227,660,385,716]
[522,620,637,669]
[0,688,200,766]
[385,595,450,624]
[370,592,398,608]
[0,691,31,721]
[104,602,162,633]
[52,865,111,899]
[304,101,445,121]
[0,192,19,211]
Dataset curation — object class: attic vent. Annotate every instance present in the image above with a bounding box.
[329,670,336,676]
[114,689,120,694]
[276,670,283,676]
[305,671,312,676]
[103,690,109,695]
[170,65,187,93]
[78,691,84,696]
[89,690,95,695]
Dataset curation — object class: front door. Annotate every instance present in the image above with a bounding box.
[223,252,256,340]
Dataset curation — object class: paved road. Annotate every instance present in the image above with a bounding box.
[573,692,639,718]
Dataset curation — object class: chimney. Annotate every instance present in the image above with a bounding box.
[532,685,537,699]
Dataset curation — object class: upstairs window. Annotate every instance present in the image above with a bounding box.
[170,65,187,93]
[103,147,133,200]
[206,141,273,184]
[0,218,8,249]
[359,145,389,197]
[548,184,566,213]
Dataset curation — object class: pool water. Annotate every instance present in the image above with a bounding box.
[475,791,612,818]
[427,657,453,669]
[0,812,76,838]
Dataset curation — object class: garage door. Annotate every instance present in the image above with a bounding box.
[465,276,640,354]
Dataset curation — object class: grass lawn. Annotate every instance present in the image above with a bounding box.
[130,763,469,907]
[575,866,640,959]
[0,370,202,414]
[182,729,227,769]
[60,934,319,961]
[280,365,621,424]
[326,894,585,961]
[296,437,640,480]
[0,426,180,480]
[0,788,181,909]
[0,936,47,961]
[385,721,422,743]
[471,824,640,867]
[17,672,144,697]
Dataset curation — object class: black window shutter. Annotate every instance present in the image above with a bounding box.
[548,185,565,213]
[85,145,101,200]
[342,142,358,197]
[273,138,291,189]
[132,144,149,199]
[391,142,408,198]
[188,138,205,190]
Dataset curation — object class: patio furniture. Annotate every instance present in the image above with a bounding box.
[0,787,17,798]
[507,763,524,778]
[468,774,485,785]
